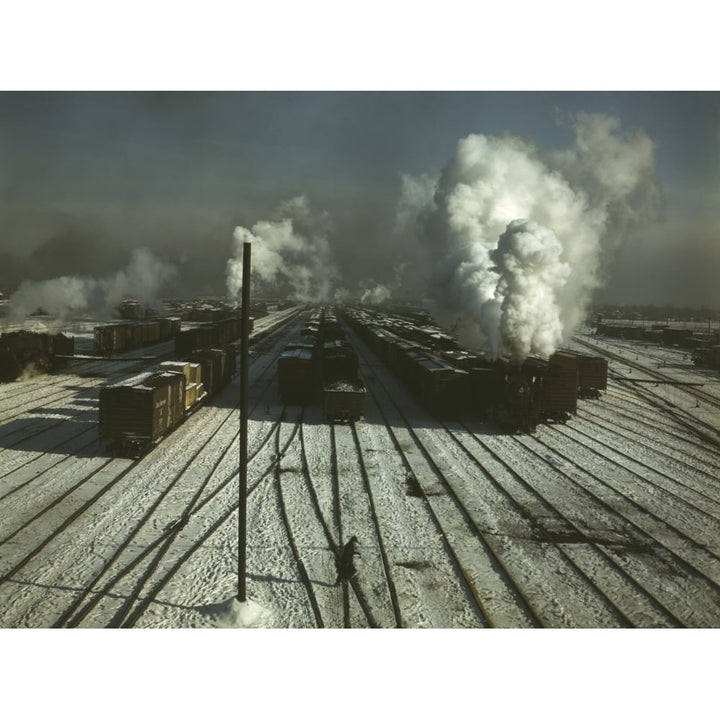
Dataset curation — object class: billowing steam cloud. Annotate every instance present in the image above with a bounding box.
[406,113,658,360]
[226,196,341,303]
[6,247,177,322]
[358,263,408,306]
[492,219,570,358]
[360,281,392,305]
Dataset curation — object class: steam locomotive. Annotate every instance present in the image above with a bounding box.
[0,330,75,382]
[343,307,607,432]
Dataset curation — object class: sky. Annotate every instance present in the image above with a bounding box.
[0,5,718,359]
[2,90,718,314]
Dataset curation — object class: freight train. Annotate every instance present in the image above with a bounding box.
[0,330,75,382]
[277,308,366,420]
[98,345,237,457]
[598,321,720,373]
[94,318,181,354]
[174,315,251,356]
[595,322,718,350]
[94,313,252,356]
[344,307,608,432]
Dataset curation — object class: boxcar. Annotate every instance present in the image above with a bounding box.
[174,316,245,357]
[159,361,206,409]
[550,351,607,399]
[662,327,694,347]
[535,358,578,421]
[175,325,216,356]
[94,319,179,354]
[321,340,359,384]
[189,347,237,398]
[470,366,504,416]
[321,318,345,342]
[99,370,186,457]
[94,324,129,354]
[278,347,316,404]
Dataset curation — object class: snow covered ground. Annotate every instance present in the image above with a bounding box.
[1,310,720,631]
[2,308,718,714]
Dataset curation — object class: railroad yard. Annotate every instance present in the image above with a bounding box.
[1,307,720,628]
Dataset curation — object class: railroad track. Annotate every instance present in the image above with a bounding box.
[616,373,720,448]
[255,406,389,629]
[0,312,304,627]
[0,308,300,427]
[345,319,720,627]
[559,420,720,528]
[550,421,720,569]
[567,338,720,451]
[66,414,290,628]
[273,412,325,627]
[523,427,720,626]
[5,307,719,628]
[0,425,101,499]
[0,316,300,525]
[58,317,305,627]
[115,415,299,629]
[346,322,534,627]
[575,337,720,412]
[85,312,306,627]
[453,423,685,627]
[0,341,176,402]
[349,422,403,626]
[52,416,283,628]
[297,420,379,628]
[329,421,393,627]
[587,391,720,471]
[577,402,720,484]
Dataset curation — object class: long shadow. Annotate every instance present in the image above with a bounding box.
[2,577,206,620]
[0,416,106,456]
[61,384,101,399]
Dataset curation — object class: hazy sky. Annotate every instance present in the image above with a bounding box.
[1,90,718,309]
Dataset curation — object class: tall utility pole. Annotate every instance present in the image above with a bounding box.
[238,241,251,602]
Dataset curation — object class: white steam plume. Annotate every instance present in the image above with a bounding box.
[358,262,409,306]
[394,172,437,236]
[360,281,392,305]
[226,195,340,303]
[491,219,570,359]
[333,286,352,304]
[411,113,658,359]
[6,247,177,322]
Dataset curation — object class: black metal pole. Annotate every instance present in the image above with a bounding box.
[238,241,251,602]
